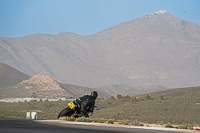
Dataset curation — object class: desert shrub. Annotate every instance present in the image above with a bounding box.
[176,125,187,129]
[146,95,151,99]
[160,95,164,100]
[165,123,174,128]
[111,96,115,100]
[121,95,132,102]
[75,117,92,122]
[176,124,193,130]
[117,94,122,99]
[131,97,138,102]
[120,119,130,125]
[97,118,107,123]
[91,118,99,123]
[187,124,194,130]
[64,117,76,121]
[108,119,114,124]
[131,120,144,126]
[59,117,67,120]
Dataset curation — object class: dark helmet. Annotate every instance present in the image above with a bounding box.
[90,91,98,99]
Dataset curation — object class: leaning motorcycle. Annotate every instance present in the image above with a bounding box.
[58,99,99,119]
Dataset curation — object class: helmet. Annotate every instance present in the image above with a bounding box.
[90,91,98,99]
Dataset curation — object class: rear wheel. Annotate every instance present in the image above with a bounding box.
[58,107,73,119]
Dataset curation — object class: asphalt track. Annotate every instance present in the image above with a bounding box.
[0,119,199,133]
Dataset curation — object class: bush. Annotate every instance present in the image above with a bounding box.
[160,95,164,100]
[111,96,115,100]
[175,125,187,129]
[131,120,144,126]
[65,117,76,121]
[108,119,114,124]
[120,119,130,125]
[75,117,92,122]
[176,124,193,130]
[97,118,107,123]
[165,123,174,128]
[146,95,151,99]
[59,117,67,120]
[91,118,99,123]
[187,124,194,130]
[117,94,122,99]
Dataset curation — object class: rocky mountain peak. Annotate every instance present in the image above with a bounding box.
[134,11,184,29]
[93,11,185,38]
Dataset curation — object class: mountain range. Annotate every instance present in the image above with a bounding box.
[0,11,200,88]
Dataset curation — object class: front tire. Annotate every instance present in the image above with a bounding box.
[58,107,73,119]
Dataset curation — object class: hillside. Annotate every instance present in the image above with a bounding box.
[61,83,111,99]
[0,86,199,125]
[0,63,30,88]
[0,11,200,88]
[96,84,169,97]
[139,86,200,99]
[91,86,200,124]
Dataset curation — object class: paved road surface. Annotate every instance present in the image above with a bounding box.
[0,119,192,133]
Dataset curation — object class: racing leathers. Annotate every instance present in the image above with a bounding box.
[78,94,95,117]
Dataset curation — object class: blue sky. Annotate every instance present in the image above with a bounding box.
[0,0,200,37]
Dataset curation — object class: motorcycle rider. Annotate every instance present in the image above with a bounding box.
[75,91,98,117]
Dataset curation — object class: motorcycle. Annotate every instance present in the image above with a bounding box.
[58,99,99,119]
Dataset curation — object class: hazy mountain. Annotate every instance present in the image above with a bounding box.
[0,63,30,88]
[0,11,200,88]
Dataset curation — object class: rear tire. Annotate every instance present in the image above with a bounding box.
[58,107,73,119]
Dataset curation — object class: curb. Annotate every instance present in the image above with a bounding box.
[36,120,200,133]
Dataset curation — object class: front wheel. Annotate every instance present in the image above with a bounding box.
[58,107,73,119]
